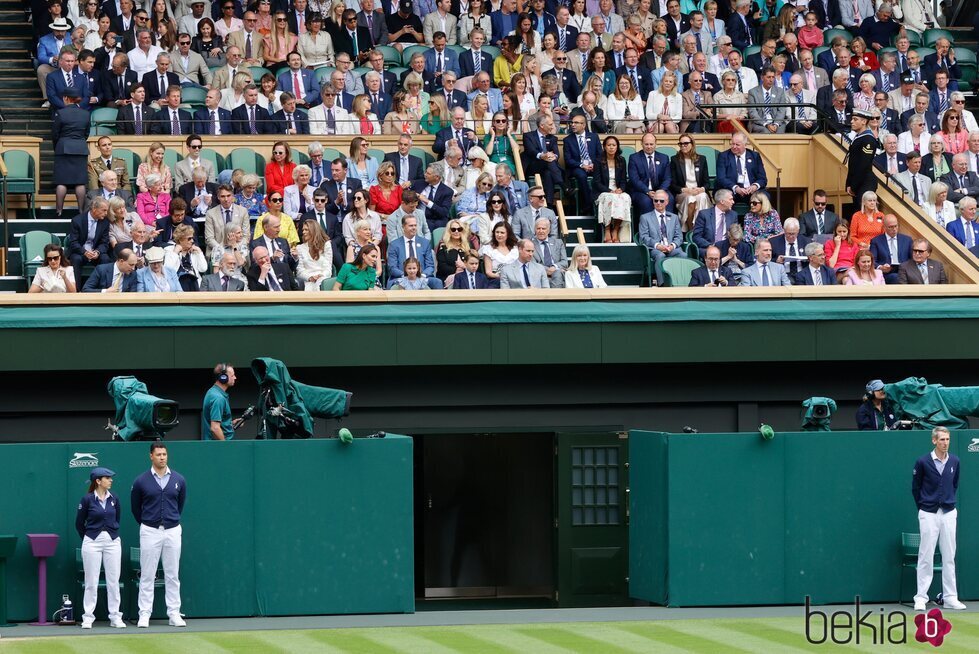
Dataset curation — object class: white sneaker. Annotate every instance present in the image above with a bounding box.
[41,101,50,108]
[914,599,927,611]
[81,618,94,629]
[168,613,187,627]
[945,599,968,610]
[137,615,150,628]
[110,618,127,628]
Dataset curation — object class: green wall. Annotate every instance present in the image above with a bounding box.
[0,438,414,621]
[630,429,979,606]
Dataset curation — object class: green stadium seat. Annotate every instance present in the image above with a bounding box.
[180,86,208,108]
[482,45,500,60]
[90,108,118,136]
[200,148,224,176]
[621,145,636,160]
[658,257,702,287]
[632,233,651,287]
[368,148,387,163]
[954,48,977,85]
[914,47,936,61]
[323,147,345,162]
[112,148,140,195]
[19,230,59,282]
[319,276,337,290]
[1,150,37,219]
[899,532,940,606]
[294,151,310,166]
[76,548,125,619]
[227,148,266,177]
[701,146,719,186]
[813,46,829,60]
[822,28,853,46]
[162,149,182,173]
[878,47,897,55]
[401,45,428,66]
[742,44,761,58]
[658,146,677,158]
[411,147,434,167]
[431,227,445,248]
[248,66,274,83]
[388,66,408,81]
[314,66,336,85]
[377,45,401,68]
[681,230,699,260]
[353,66,371,78]
[447,44,465,56]
[901,29,922,47]
[923,28,954,47]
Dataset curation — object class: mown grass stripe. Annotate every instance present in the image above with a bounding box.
[304,628,406,654]
[360,629,466,654]
[514,624,639,654]
[409,627,518,654]
[559,622,690,654]
[714,619,846,652]
[458,625,577,654]
[617,621,755,653]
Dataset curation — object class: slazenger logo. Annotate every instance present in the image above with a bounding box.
[69,452,99,468]
[967,439,979,453]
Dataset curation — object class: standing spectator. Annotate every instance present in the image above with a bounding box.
[51,87,90,217]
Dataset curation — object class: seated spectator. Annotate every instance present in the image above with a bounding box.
[210,223,250,280]
[483,112,520,174]
[369,161,403,219]
[29,244,76,293]
[153,198,197,247]
[178,168,218,221]
[743,193,782,244]
[716,223,754,274]
[105,196,142,250]
[946,196,979,248]
[670,136,711,233]
[531,216,567,288]
[387,214,442,289]
[480,220,520,288]
[219,71,254,111]
[467,94,493,137]
[869,214,912,284]
[922,134,953,181]
[333,242,380,291]
[295,219,334,291]
[638,190,685,286]
[68,198,110,289]
[345,218,383,277]
[200,253,246,292]
[796,242,837,286]
[894,152,930,206]
[411,165,453,229]
[456,172,494,223]
[565,244,608,289]
[713,71,748,132]
[593,135,631,243]
[849,191,885,249]
[939,108,968,156]
[135,141,172,194]
[605,75,644,134]
[137,245,183,292]
[898,238,947,284]
[739,239,792,286]
[769,217,810,280]
[350,93,381,135]
[164,224,207,291]
[500,239,550,289]
[475,191,512,246]
[264,141,296,199]
[193,17,226,68]
[941,153,979,204]
[436,220,474,283]
[263,11,297,68]
[136,173,171,227]
[82,248,139,293]
[681,70,715,134]
[254,193,300,247]
[689,245,733,288]
[270,92,310,135]
[896,116,929,156]
[297,13,335,69]
[645,70,681,134]
[247,245,299,291]
[235,173,266,218]
[825,221,859,272]
[716,132,766,203]
[844,249,885,286]
[923,181,956,227]
[451,251,491,289]
[345,189,384,244]
[512,187,557,241]
[283,165,315,220]
[388,257,426,290]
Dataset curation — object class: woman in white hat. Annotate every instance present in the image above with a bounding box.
[461,145,496,191]
[137,246,183,292]
[75,467,126,629]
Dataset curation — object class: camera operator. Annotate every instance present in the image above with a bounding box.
[855,379,899,431]
[201,363,241,441]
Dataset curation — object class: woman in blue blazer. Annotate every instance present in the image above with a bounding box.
[582,47,617,98]
[75,467,126,629]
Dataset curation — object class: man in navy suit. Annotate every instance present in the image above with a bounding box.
[436,72,469,112]
[334,8,372,60]
[490,0,519,47]
[870,214,913,284]
[452,251,491,289]
[320,158,363,218]
[193,88,233,135]
[424,32,459,90]
[152,85,194,135]
[459,28,495,79]
[386,214,443,289]
[362,71,392,119]
[928,70,955,115]
[249,215,296,271]
[874,134,908,176]
[716,132,767,202]
[521,116,564,207]
[543,56,581,105]
[796,242,837,285]
[545,6,578,53]
[276,52,319,107]
[362,50,398,96]
[900,94,940,134]
[726,0,756,52]
[615,49,652,98]
[68,197,113,289]
[689,245,734,287]
[563,115,599,210]
[82,248,139,292]
[384,134,425,186]
[691,190,738,253]
[101,53,138,108]
[922,39,961,91]
[116,83,154,134]
[411,166,453,229]
[231,84,275,134]
[434,107,478,161]
[627,133,672,216]
[769,218,811,280]
[142,55,180,106]
[270,93,310,134]
[46,51,91,110]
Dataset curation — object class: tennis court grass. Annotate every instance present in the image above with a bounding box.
[2,615,978,652]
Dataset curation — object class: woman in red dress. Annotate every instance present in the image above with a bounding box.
[264,141,296,198]
[369,161,403,220]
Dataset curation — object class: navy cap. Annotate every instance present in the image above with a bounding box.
[89,467,116,481]
[866,379,885,393]
[62,87,81,99]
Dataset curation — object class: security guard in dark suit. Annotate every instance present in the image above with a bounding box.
[845,108,879,216]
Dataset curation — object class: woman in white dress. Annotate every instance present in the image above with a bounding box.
[569,0,592,33]
[474,190,511,245]
[923,182,957,227]
[296,219,334,291]
[594,135,633,243]
[645,70,682,134]
[28,244,76,293]
[510,74,538,121]
[479,220,520,288]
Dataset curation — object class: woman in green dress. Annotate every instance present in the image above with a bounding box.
[484,111,520,174]
[333,243,381,291]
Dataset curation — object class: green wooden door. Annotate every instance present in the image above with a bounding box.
[555,432,630,607]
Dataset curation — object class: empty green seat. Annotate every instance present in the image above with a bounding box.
[1,150,37,219]
[659,257,703,287]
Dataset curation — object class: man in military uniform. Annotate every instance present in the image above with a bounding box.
[87,136,131,190]
[845,108,879,218]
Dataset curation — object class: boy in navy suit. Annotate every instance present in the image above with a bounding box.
[452,252,490,289]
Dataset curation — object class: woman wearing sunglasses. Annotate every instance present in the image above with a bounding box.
[29,243,76,293]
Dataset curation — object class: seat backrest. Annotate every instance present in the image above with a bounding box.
[20,231,58,263]
[901,532,919,558]
[314,66,336,85]
[90,108,119,135]
[662,257,703,287]
[319,276,337,290]
[923,28,953,47]
[163,149,182,172]
[200,148,224,175]
[2,150,34,178]
[228,148,259,175]
[401,45,428,67]
[431,227,445,248]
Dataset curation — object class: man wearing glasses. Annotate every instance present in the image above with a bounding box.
[382,135,424,186]
[784,74,817,135]
[798,190,840,238]
[542,50,581,106]
[226,12,266,67]
[898,239,947,285]
[127,28,162,80]
[466,72,504,114]
[335,9,372,63]
[209,46,243,90]
[638,190,687,286]
[308,86,354,135]
[178,1,208,36]
[299,188,344,271]
[512,187,557,241]
[171,31,212,87]
[175,135,216,188]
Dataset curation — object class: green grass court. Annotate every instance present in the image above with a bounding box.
[4,614,979,653]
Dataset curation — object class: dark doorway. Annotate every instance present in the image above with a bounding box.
[415,433,555,600]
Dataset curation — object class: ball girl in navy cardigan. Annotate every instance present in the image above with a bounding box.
[75,467,126,629]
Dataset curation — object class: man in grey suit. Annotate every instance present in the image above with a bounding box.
[357,0,388,47]
[747,67,789,134]
[798,190,840,238]
[893,152,931,206]
[200,253,246,291]
[531,217,567,288]
[174,135,216,188]
[512,187,558,239]
[433,146,465,198]
[204,185,250,257]
[500,239,550,288]
[84,170,135,212]
[898,238,948,284]
[739,239,793,286]
[638,190,685,286]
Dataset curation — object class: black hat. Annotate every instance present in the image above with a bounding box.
[62,87,81,99]
[900,71,914,84]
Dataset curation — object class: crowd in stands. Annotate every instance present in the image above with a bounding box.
[22,0,973,291]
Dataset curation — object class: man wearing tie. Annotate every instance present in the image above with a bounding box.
[563,115,598,211]
[769,218,810,282]
[200,253,246,291]
[204,185,248,258]
[452,252,490,289]
[151,85,193,135]
[739,239,792,286]
[795,242,837,285]
[411,165,453,229]
[941,154,979,204]
[532,217,567,288]
[545,6,578,56]
[947,197,979,249]
[628,133,673,216]
[246,246,298,291]
[434,107,477,161]
[799,190,840,237]
[386,215,443,289]
[614,48,652,98]
[322,159,363,218]
[230,84,275,134]
[898,238,947,284]
[692,189,738,252]
[363,71,392,119]
[716,132,767,202]
[383,135,424,187]
[276,52,318,107]
[688,246,734,287]
[270,93,310,135]
[638,190,686,286]
[869,214,913,284]
[873,134,908,176]
[459,28,494,80]
[302,189,344,271]
[307,143,329,188]
[521,116,564,208]
[336,9,371,62]
[500,239,550,289]
[193,88,233,136]
[894,153,931,207]
[440,72,468,111]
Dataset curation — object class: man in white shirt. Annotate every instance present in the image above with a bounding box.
[722,50,757,94]
[127,29,163,80]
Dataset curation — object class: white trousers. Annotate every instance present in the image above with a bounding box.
[81,532,122,622]
[916,508,958,603]
[138,524,182,617]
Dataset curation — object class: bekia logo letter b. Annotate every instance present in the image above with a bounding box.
[915,609,952,647]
